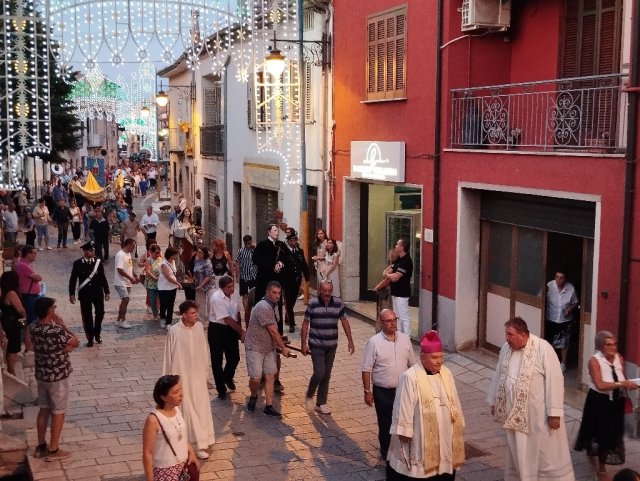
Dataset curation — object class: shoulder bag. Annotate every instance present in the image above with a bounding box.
[151,413,199,481]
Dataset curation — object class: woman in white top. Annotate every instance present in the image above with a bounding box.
[574,331,639,481]
[69,199,82,244]
[142,375,199,481]
[324,238,341,297]
[312,228,328,280]
[157,247,183,329]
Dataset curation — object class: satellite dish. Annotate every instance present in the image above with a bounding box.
[51,163,64,175]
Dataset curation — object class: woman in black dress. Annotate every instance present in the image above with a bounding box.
[0,271,26,374]
[575,331,639,481]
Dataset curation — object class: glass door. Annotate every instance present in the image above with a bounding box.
[385,210,421,306]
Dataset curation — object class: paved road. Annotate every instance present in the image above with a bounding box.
[20,192,640,480]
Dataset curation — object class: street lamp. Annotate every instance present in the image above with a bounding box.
[155,88,169,108]
[265,44,286,77]
[140,104,150,118]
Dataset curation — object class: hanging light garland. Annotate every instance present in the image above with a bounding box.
[68,65,125,121]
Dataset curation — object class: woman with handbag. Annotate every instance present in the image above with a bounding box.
[142,375,200,481]
[575,331,639,481]
[0,271,26,374]
[157,247,182,329]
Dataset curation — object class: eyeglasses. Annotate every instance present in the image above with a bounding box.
[380,317,399,323]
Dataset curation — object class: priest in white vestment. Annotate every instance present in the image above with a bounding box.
[487,316,575,481]
[388,331,465,480]
[163,300,215,460]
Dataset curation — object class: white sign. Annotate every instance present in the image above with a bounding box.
[350,141,405,182]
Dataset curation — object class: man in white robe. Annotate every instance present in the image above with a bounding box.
[487,316,575,481]
[388,331,465,480]
[163,300,215,460]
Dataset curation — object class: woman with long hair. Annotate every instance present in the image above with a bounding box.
[324,239,341,297]
[0,270,26,374]
[157,247,183,329]
[311,228,328,280]
[210,239,234,281]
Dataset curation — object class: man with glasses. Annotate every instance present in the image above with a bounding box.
[301,279,355,414]
[361,309,414,472]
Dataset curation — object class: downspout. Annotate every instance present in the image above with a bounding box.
[618,0,639,355]
[223,55,231,237]
[431,0,443,331]
[321,4,333,225]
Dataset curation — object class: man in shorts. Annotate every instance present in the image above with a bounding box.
[244,281,290,418]
[114,238,139,329]
[30,297,79,461]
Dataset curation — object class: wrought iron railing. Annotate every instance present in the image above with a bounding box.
[200,125,225,157]
[450,74,628,153]
[167,128,186,153]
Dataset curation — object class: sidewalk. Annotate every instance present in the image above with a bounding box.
[15,192,640,480]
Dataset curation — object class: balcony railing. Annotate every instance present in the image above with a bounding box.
[200,125,225,157]
[167,128,186,153]
[450,74,628,153]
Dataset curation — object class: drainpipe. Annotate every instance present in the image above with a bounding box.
[618,0,639,356]
[223,55,231,238]
[431,0,444,331]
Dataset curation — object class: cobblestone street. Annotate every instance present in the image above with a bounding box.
[7,193,639,480]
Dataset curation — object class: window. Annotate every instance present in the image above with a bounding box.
[366,5,407,101]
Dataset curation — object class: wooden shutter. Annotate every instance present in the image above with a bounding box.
[305,62,313,123]
[560,0,622,78]
[203,84,222,126]
[366,5,407,101]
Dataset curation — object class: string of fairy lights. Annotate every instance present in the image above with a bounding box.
[2,0,305,188]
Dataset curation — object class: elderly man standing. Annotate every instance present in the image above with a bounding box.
[388,331,465,480]
[301,279,355,415]
[141,205,159,242]
[362,308,414,467]
[163,300,215,460]
[244,280,290,418]
[487,317,575,481]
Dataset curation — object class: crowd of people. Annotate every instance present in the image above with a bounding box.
[3,169,640,480]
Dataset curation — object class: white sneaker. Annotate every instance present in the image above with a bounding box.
[560,362,567,373]
[196,449,209,460]
[297,294,304,300]
[38,247,44,251]
[305,397,316,412]
[119,320,133,329]
[316,404,331,415]
[159,318,166,328]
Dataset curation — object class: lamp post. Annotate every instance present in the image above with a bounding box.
[264,7,331,299]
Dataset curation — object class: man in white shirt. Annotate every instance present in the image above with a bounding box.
[361,308,414,472]
[141,206,159,242]
[544,270,579,372]
[3,202,19,244]
[114,238,139,329]
[209,276,244,400]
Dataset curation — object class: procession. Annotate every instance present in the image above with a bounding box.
[0,168,638,481]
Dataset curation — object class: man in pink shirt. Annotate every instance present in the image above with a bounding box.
[14,245,43,351]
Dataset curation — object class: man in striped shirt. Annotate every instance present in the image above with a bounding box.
[301,279,355,414]
[236,235,257,322]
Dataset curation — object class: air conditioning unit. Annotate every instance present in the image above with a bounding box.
[461,0,511,32]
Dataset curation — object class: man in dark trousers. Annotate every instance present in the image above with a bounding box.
[283,231,309,333]
[52,199,72,248]
[252,224,292,335]
[69,241,110,346]
[89,205,111,262]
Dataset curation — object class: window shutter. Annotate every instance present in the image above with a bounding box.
[367,21,376,95]
[395,12,406,92]
[305,62,313,123]
[203,85,222,126]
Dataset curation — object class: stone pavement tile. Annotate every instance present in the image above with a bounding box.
[64,462,132,480]
[32,473,68,481]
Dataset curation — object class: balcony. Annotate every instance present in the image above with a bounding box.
[167,128,186,153]
[450,74,628,154]
[200,125,225,157]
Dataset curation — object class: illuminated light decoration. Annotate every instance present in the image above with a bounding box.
[68,66,125,122]
[1,0,52,189]
[46,0,252,78]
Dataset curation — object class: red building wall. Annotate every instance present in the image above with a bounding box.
[332,0,438,244]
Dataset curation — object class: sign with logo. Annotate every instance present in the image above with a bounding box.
[350,141,405,182]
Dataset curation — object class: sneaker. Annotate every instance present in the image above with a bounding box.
[316,404,331,415]
[304,397,316,412]
[226,380,236,391]
[274,380,284,393]
[263,405,282,418]
[46,246,53,250]
[38,247,44,251]
[159,318,166,329]
[196,449,209,460]
[247,395,258,412]
[119,320,133,329]
[33,443,47,458]
[45,448,71,462]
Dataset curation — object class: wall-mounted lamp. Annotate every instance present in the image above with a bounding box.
[155,89,169,108]
[140,104,150,118]
[265,46,286,78]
